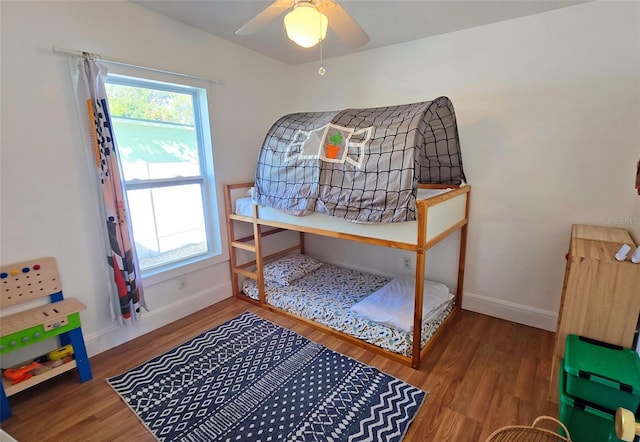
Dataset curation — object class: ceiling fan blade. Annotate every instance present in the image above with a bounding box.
[235,0,293,36]
[320,2,370,48]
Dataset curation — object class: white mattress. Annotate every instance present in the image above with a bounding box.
[236,188,449,216]
[235,196,255,217]
[234,187,467,246]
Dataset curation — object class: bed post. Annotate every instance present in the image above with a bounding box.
[223,185,239,297]
[456,187,470,307]
[413,250,426,368]
[412,204,428,368]
[253,204,267,305]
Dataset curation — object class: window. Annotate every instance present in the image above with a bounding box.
[105,76,220,276]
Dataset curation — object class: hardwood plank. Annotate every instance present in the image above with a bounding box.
[477,390,521,442]
[451,368,500,422]
[1,298,558,442]
[427,408,482,442]
[512,354,538,400]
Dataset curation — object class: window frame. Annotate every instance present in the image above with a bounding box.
[105,73,222,286]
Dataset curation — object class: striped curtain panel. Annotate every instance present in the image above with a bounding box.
[75,56,145,324]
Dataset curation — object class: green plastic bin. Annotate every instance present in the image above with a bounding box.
[564,334,640,413]
[559,362,623,442]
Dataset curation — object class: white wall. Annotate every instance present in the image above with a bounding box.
[0,0,291,364]
[290,1,640,330]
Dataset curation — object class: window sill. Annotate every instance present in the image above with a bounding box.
[141,252,225,288]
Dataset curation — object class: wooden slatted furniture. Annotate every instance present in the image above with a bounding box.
[224,182,471,369]
[548,224,640,403]
[0,257,92,421]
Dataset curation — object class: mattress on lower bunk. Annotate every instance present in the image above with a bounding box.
[242,263,455,357]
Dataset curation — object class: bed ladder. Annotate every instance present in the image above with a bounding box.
[224,183,305,304]
[0,257,92,422]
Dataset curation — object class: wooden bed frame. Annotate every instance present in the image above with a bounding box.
[223,182,471,369]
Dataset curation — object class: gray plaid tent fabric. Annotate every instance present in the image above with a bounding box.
[254,96,466,223]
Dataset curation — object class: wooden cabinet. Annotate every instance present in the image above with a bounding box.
[549,224,640,403]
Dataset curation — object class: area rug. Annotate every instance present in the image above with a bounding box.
[107,312,426,442]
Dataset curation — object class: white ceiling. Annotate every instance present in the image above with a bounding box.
[132,0,588,65]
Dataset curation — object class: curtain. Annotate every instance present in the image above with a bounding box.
[75,56,146,324]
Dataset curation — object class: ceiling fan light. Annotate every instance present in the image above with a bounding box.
[284,4,328,48]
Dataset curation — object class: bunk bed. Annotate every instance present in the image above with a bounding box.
[224,97,470,369]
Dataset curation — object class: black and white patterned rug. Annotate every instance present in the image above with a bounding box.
[107,312,426,441]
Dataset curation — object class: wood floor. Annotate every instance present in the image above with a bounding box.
[1,297,558,442]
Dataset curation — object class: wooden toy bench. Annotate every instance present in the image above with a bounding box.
[0,257,92,421]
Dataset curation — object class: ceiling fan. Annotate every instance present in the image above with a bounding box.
[235,0,370,49]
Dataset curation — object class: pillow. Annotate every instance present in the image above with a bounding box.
[235,197,254,216]
[262,254,323,286]
[350,275,453,333]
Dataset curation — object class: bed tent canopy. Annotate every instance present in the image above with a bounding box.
[254,96,466,223]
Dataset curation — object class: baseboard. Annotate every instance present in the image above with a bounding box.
[84,282,232,357]
[462,291,558,331]
[312,258,558,331]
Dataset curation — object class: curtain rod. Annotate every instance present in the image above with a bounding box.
[52,45,225,85]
